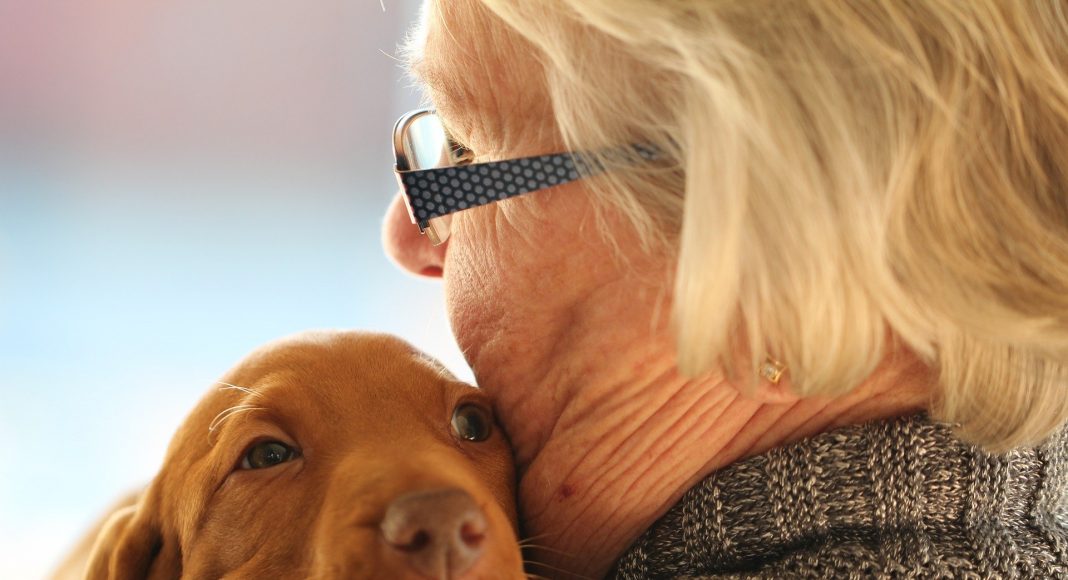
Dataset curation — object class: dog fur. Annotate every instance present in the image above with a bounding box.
[54,331,524,579]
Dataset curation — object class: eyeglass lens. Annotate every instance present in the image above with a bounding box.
[401,112,454,243]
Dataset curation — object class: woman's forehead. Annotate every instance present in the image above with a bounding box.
[406,0,555,157]
[407,1,485,103]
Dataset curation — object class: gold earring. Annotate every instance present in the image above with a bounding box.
[759,357,786,384]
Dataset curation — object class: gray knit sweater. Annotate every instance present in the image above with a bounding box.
[612,415,1068,579]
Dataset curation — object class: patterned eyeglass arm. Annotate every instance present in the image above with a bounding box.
[396,151,598,231]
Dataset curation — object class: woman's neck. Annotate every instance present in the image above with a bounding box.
[492,341,932,579]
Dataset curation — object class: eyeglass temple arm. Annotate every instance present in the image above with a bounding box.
[396,151,598,226]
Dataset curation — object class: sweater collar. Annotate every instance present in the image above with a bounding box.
[612,414,1068,577]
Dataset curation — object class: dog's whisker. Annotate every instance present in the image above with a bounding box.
[215,382,263,399]
[518,537,556,548]
[522,559,593,580]
[520,543,577,557]
[518,531,558,544]
[518,533,565,551]
[208,404,263,433]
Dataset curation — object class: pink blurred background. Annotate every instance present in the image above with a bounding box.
[0,2,469,577]
[1,0,407,171]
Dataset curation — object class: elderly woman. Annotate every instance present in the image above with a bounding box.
[383,1,1068,578]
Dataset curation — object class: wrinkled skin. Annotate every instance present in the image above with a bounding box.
[82,331,523,579]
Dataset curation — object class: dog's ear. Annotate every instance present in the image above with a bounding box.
[84,498,180,580]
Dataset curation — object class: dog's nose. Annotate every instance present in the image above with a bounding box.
[380,487,488,577]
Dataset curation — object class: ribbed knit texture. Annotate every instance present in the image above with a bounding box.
[612,415,1068,579]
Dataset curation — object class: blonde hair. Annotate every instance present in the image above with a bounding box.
[456,0,1068,451]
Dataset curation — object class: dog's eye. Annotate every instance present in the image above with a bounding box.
[240,441,298,470]
[451,403,493,442]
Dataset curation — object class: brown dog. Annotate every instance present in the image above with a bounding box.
[63,331,524,579]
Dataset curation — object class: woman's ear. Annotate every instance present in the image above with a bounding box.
[84,495,180,580]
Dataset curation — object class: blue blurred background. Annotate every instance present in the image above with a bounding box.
[0,1,468,577]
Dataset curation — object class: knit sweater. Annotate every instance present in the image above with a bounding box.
[612,415,1068,579]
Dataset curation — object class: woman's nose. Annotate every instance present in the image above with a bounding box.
[382,191,447,278]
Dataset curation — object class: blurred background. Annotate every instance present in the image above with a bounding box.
[0,1,464,577]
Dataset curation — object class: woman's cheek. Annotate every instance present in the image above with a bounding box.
[443,215,510,353]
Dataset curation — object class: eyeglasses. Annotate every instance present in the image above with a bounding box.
[392,108,595,245]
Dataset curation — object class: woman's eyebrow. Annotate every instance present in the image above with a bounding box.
[407,58,433,91]
[408,58,460,111]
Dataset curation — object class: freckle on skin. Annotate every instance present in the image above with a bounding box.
[558,483,576,500]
